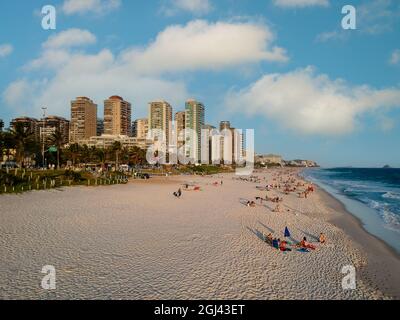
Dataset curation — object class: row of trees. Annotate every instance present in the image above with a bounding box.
[63,142,147,168]
[0,123,147,169]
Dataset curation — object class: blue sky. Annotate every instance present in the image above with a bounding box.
[0,0,399,167]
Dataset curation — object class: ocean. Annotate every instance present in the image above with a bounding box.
[302,168,400,254]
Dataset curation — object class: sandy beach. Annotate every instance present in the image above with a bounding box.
[0,168,399,300]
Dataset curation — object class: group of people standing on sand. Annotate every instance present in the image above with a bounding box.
[298,185,316,198]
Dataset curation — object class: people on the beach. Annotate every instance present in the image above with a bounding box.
[265,233,273,244]
[246,200,256,207]
[273,204,282,212]
[279,240,292,252]
[173,188,182,198]
[272,238,280,249]
[299,237,316,250]
[319,233,326,244]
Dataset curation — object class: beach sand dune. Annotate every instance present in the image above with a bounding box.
[0,170,394,299]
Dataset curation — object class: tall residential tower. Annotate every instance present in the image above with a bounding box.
[70,97,97,143]
[104,96,132,136]
[185,99,205,163]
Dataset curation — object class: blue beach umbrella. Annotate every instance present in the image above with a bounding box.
[284,227,291,238]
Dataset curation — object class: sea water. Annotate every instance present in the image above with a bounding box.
[302,168,400,254]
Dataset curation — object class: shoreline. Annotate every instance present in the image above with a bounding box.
[300,173,400,299]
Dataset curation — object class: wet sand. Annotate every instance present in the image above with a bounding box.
[315,185,400,298]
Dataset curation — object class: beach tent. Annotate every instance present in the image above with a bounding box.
[284,227,291,238]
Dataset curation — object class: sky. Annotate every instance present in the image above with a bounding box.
[0,0,399,167]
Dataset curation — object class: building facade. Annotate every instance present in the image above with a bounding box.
[70,97,97,143]
[0,119,3,132]
[97,119,104,136]
[175,111,185,149]
[148,101,172,160]
[78,135,152,151]
[38,116,70,145]
[104,96,132,136]
[10,117,40,141]
[134,118,149,140]
[185,99,205,163]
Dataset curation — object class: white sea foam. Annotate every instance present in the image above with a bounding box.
[382,192,400,200]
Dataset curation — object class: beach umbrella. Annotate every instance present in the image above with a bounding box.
[284,227,291,238]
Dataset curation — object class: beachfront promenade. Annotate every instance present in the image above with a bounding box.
[0,169,396,299]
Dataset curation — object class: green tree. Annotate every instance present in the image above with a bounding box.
[9,123,36,167]
[129,146,147,166]
[111,141,122,169]
[65,143,81,166]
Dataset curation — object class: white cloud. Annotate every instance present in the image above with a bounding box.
[389,49,400,65]
[4,47,188,119]
[225,67,400,135]
[0,44,13,58]
[24,29,97,71]
[161,0,212,16]
[62,0,121,15]
[273,0,329,8]
[122,20,288,74]
[43,29,97,49]
[358,0,400,35]
[4,20,287,119]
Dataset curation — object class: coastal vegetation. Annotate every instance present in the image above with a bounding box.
[0,125,231,194]
[0,168,129,194]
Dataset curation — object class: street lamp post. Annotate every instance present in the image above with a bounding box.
[41,107,47,169]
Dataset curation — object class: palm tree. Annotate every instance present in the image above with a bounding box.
[129,146,147,166]
[121,147,130,164]
[50,130,64,169]
[0,131,15,164]
[95,147,106,169]
[10,123,35,167]
[65,143,81,166]
[111,141,122,169]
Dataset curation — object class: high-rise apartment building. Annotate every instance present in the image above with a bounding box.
[38,116,70,145]
[219,121,243,165]
[131,121,137,137]
[104,96,132,136]
[185,99,205,163]
[134,118,149,139]
[0,119,4,132]
[97,119,104,136]
[70,97,97,143]
[149,101,172,151]
[175,111,185,149]
[201,124,215,164]
[10,117,40,141]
